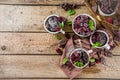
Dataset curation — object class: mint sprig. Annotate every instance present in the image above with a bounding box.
[74,61,84,67]
[68,10,76,16]
[59,22,64,29]
[66,21,72,26]
[92,42,102,48]
[88,20,95,30]
[90,58,95,63]
[63,58,68,64]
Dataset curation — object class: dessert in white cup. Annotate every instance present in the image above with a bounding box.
[44,15,65,34]
[90,30,110,50]
[97,0,119,16]
[69,48,93,69]
[72,14,96,37]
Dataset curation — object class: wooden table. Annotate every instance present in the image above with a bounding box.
[0,0,120,80]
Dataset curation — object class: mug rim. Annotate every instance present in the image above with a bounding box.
[44,14,62,34]
[69,48,90,69]
[98,5,116,16]
[90,30,110,48]
[72,14,96,37]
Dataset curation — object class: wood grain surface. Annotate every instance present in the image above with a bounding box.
[0,33,120,55]
[0,5,90,32]
[0,55,119,79]
[0,78,99,80]
[0,0,84,5]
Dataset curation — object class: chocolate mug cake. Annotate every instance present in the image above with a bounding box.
[97,0,119,16]
[72,14,96,37]
[44,15,65,34]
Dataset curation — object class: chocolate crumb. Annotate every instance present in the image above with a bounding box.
[60,3,78,11]
[65,33,71,39]
[72,4,77,9]
[56,48,63,55]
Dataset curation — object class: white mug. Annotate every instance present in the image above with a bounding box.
[97,0,118,16]
[90,30,110,50]
[98,5,116,16]
[72,14,96,37]
[44,15,65,34]
[69,48,93,69]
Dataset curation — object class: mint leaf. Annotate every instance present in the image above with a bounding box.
[74,61,84,67]
[88,20,94,25]
[95,42,102,46]
[63,58,68,64]
[56,35,62,40]
[92,42,102,48]
[90,25,95,30]
[68,10,76,16]
[90,58,95,62]
[88,20,95,30]
[59,23,64,29]
[66,21,72,26]
[92,44,97,48]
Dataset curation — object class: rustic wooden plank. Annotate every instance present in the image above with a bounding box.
[0,78,98,80]
[0,5,91,32]
[0,0,84,5]
[0,55,119,78]
[0,32,119,54]
[0,33,120,55]
[0,33,59,54]
[111,46,120,54]
[0,78,102,80]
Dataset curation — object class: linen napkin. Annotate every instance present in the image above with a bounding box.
[59,29,115,79]
[60,35,90,79]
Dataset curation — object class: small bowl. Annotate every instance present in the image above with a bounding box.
[98,0,119,16]
[72,14,96,37]
[44,14,65,34]
[69,48,93,69]
[90,30,110,50]
[98,5,116,16]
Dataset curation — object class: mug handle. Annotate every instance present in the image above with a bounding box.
[103,44,110,50]
[60,30,65,34]
[87,50,93,54]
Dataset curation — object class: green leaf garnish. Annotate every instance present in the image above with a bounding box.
[59,23,64,29]
[92,42,102,48]
[74,61,84,67]
[63,58,68,64]
[89,25,95,30]
[55,35,62,40]
[68,10,76,16]
[88,20,94,25]
[66,21,72,26]
[90,58,95,62]
[88,20,95,30]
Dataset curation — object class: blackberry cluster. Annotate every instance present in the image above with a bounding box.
[60,3,78,11]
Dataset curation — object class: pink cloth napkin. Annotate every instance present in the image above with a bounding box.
[59,29,115,79]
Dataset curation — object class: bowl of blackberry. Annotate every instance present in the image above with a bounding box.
[72,14,96,37]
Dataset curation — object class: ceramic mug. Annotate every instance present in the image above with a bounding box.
[98,0,119,16]
[72,14,96,37]
[44,15,65,34]
[90,30,110,50]
[69,48,93,69]
[98,5,116,16]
